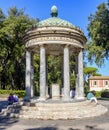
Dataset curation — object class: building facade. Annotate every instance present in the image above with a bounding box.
[89,76,109,91]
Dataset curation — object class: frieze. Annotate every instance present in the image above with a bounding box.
[26,36,82,47]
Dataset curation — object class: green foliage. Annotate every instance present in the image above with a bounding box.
[84,86,90,97]
[101,90,109,98]
[95,91,102,98]
[84,67,98,77]
[83,66,101,86]
[70,55,76,87]
[48,55,62,85]
[47,54,76,88]
[0,90,25,98]
[33,54,40,96]
[86,1,109,66]
[0,7,35,89]
[85,42,105,66]
[70,74,75,88]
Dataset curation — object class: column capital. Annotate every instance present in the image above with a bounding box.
[63,44,70,48]
[78,48,84,53]
[39,44,46,48]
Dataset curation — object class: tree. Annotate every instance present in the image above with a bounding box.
[84,67,101,80]
[83,66,101,93]
[86,1,109,66]
[48,55,62,85]
[0,7,35,89]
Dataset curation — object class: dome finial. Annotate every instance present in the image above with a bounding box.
[51,5,58,17]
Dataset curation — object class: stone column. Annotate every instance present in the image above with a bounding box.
[61,55,64,97]
[25,50,31,101]
[63,45,70,101]
[46,55,49,98]
[39,45,46,100]
[30,53,34,98]
[77,49,84,99]
[75,54,79,98]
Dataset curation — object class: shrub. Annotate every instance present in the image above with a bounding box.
[0,90,25,98]
[101,90,109,98]
[84,86,90,97]
[95,91,101,98]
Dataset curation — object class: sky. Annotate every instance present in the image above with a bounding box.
[0,0,109,76]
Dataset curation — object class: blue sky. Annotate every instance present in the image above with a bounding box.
[0,0,109,76]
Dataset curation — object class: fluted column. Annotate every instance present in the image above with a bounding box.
[25,50,31,100]
[63,45,70,101]
[78,49,84,99]
[39,45,46,100]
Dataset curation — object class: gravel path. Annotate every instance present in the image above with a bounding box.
[0,99,109,130]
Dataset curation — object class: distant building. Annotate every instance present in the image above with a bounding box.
[88,76,109,91]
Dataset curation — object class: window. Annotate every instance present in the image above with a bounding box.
[94,81,97,85]
[105,81,108,85]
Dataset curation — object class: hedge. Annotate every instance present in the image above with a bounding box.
[0,90,25,98]
[101,90,109,98]
[93,90,109,98]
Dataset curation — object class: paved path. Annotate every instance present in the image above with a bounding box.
[0,99,109,130]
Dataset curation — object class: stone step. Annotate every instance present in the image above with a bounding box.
[1,100,108,120]
[10,105,107,120]
[0,101,100,113]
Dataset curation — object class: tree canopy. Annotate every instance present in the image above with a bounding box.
[84,67,101,80]
[86,1,109,66]
[0,7,35,89]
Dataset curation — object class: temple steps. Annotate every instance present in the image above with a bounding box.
[1,100,108,120]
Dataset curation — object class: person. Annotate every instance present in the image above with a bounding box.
[13,94,19,102]
[8,93,19,105]
[8,93,14,105]
[70,87,76,98]
[87,90,98,104]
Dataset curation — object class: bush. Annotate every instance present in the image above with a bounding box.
[95,91,102,98]
[0,90,25,98]
[101,90,109,98]
[84,86,90,97]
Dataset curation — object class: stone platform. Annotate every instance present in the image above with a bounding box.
[1,100,108,120]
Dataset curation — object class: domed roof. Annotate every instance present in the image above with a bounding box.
[35,5,78,29]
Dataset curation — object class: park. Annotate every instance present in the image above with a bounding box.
[0,0,109,130]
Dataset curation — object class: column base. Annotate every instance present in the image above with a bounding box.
[75,96,85,100]
[46,94,50,99]
[37,97,46,101]
[23,96,30,102]
[62,96,71,101]
[52,96,60,100]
